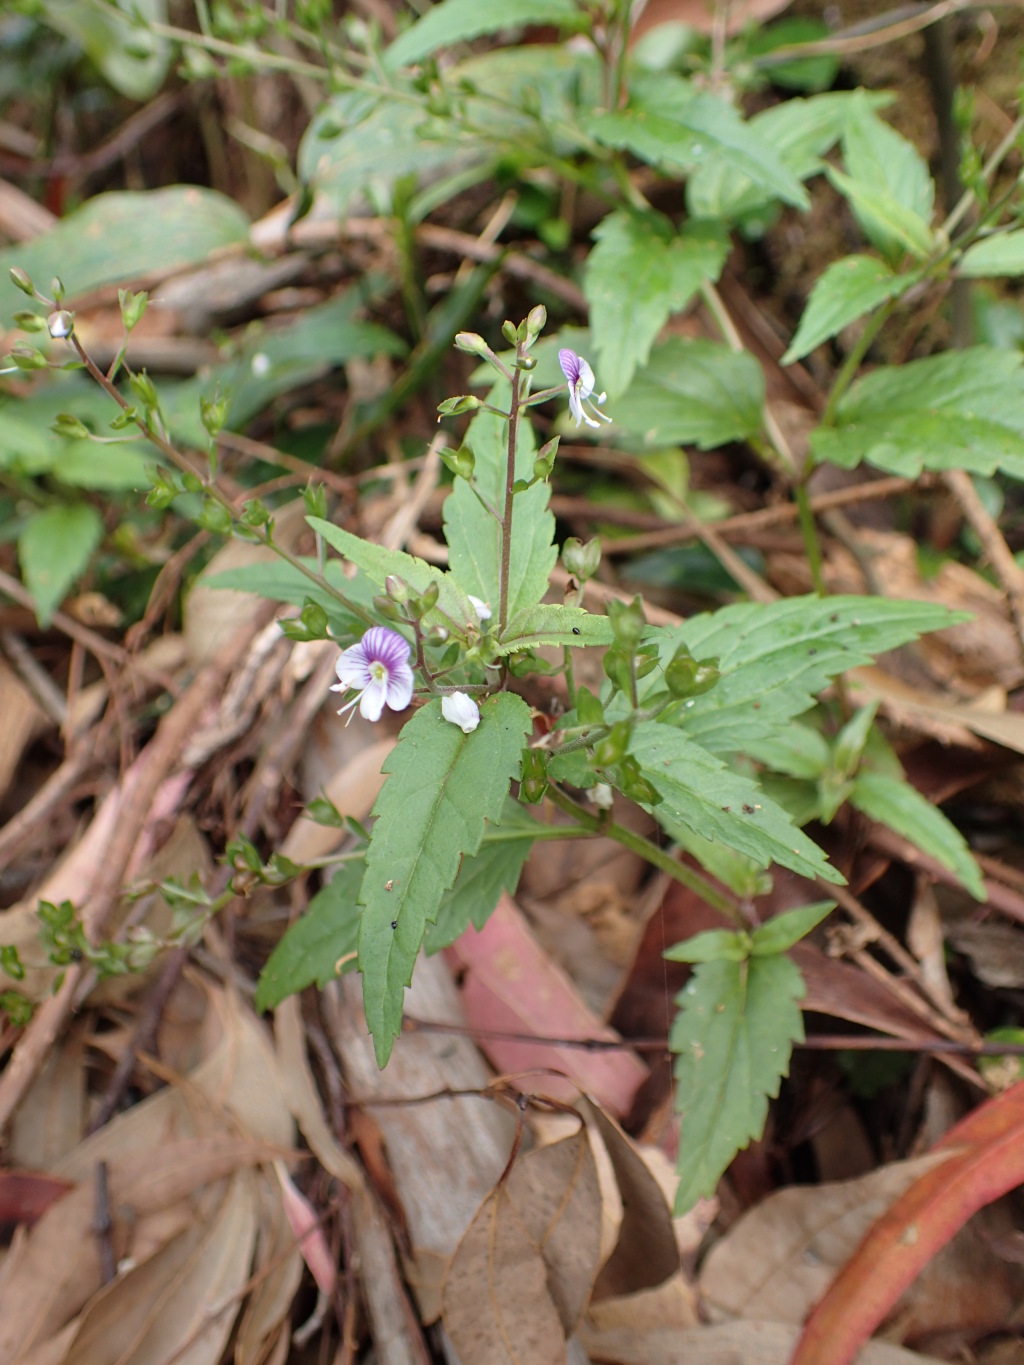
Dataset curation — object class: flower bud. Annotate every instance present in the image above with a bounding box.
[118,287,148,332]
[525,304,547,340]
[437,394,480,417]
[441,691,480,734]
[454,331,488,355]
[440,444,476,480]
[562,536,601,582]
[594,719,632,767]
[519,747,548,803]
[9,267,34,297]
[607,595,646,650]
[46,309,73,339]
[385,575,412,604]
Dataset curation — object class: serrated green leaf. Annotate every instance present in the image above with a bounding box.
[19,503,103,627]
[842,95,934,257]
[672,953,805,1213]
[0,188,249,300]
[959,231,1024,278]
[687,90,889,225]
[358,692,532,1065]
[498,603,615,653]
[852,769,985,900]
[611,338,764,449]
[584,75,808,210]
[443,395,555,620]
[665,928,749,964]
[825,166,934,263]
[751,900,835,956]
[630,722,841,883]
[745,720,831,780]
[783,255,912,363]
[424,802,539,952]
[254,861,365,1012]
[383,0,583,70]
[584,211,728,397]
[308,516,476,633]
[645,596,964,755]
[810,347,1024,478]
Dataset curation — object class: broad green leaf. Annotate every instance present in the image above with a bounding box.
[0,188,249,300]
[672,952,805,1213]
[42,0,169,100]
[584,212,728,397]
[0,381,150,490]
[644,596,964,755]
[584,75,808,210]
[750,901,835,956]
[671,827,772,899]
[308,516,476,633]
[745,721,831,780]
[959,231,1024,278]
[842,94,934,240]
[612,338,764,449]
[19,503,103,627]
[687,90,889,226]
[498,603,615,653]
[443,395,555,620]
[383,0,583,70]
[825,166,934,263]
[630,722,841,883]
[358,692,531,1065]
[424,802,539,952]
[254,861,365,1011]
[665,929,748,964]
[852,769,985,900]
[783,255,912,363]
[810,347,1024,478]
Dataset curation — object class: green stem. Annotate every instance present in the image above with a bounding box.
[68,333,375,626]
[497,353,524,633]
[794,481,827,595]
[545,785,742,921]
[820,303,893,428]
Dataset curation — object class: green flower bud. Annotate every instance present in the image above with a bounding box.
[12,311,45,331]
[525,304,547,340]
[385,575,412,604]
[303,483,328,520]
[454,331,489,355]
[440,444,476,480]
[603,646,633,697]
[594,719,632,767]
[197,496,232,535]
[129,370,159,411]
[371,594,403,621]
[53,413,91,439]
[200,393,229,438]
[562,536,600,582]
[437,394,481,417]
[617,756,661,806]
[501,319,518,346]
[519,747,549,804]
[118,287,148,332]
[300,599,329,637]
[606,595,646,650]
[9,267,34,297]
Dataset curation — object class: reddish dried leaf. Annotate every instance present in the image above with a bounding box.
[793,1080,1024,1364]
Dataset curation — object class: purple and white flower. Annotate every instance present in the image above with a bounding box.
[441,692,480,734]
[558,348,612,430]
[330,626,414,723]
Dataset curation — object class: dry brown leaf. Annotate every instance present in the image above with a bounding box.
[580,1318,944,1364]
[234,1172,304,1365]
[0,1135,274,1362]
[7,1030,86,1168]
[0,659,47,800]
[698,1153,953,1323]
[442,1184,568,1365]
[54,1169,258,1365]
[947,920,1024,989]
[581,1099,679,1302]
[582,1277,699,1360]
[849,667,1024,755]
[507,1129,603,1334]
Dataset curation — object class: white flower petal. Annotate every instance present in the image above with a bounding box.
[441,692,480,734]
[468,595,492,622]
[359,677,389,722]
[576,357,595,400]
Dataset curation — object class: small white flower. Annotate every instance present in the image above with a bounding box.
[330,626,414,724]
[251,352,271,377]
[468,595,492,623]
[558,348,612,430]
[47,309,73,339]
[590,782,614,810]
[442,692,480,734]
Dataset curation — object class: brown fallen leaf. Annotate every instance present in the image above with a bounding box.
[581,1317,945,1364]
[234,1171,305,1365]
[506,1128,603,1334]
[581,1099,680,1301]
[442,1183,568,1365]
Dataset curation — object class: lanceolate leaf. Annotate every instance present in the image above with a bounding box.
[308,516,476,633]
[630,722,840,883]
[358,693,531,1066]
[644,596,965,755]
[19,503,103,628]
[841,95,934,256]
[611,338,764,449]
[809,347,1024,478]
[383,0,583,71]
[783,255,912,364]
[671,952,806,1213]
[825,166,934,262]
[444,396,556,620]
[959,230,1024,277]
[254,860,364,1011]
[852,770,985,900]
[584,211,728,396]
